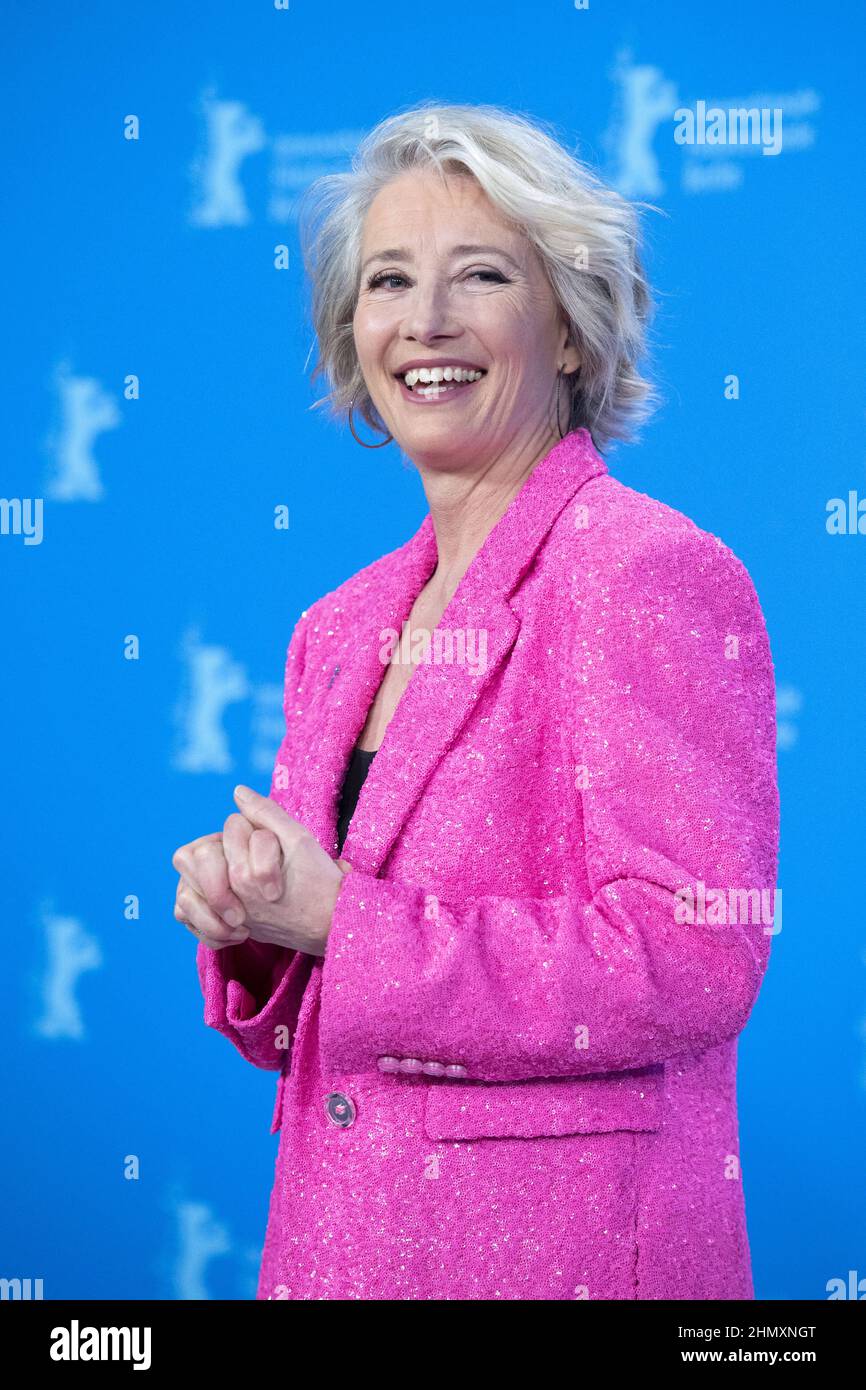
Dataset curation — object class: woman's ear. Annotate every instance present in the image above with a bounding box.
[559,321,581,376]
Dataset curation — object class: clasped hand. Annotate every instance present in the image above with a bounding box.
[172,785,351,958]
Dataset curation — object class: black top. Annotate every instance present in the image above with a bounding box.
[336,744,377,856]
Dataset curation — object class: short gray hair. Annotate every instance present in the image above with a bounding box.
[298,101,658,452]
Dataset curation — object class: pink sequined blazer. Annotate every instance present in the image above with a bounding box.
[196,427,779,1300]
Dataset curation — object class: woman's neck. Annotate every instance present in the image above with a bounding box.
[417,424,560,603]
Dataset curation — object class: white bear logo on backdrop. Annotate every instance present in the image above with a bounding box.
[35,907,103,1041]
[605,47,820,196]
[188,86,364,226]
[45,363,121,502]
[172,626,283,775]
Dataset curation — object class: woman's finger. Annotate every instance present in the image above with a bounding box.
[223,813,282,903]
[174,875,249,949]
[222,811,253,900]
[188,836,247,929]
[172,832,247,929]
[248,829,284,901]
[171,831,221,886]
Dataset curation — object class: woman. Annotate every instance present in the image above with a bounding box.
[172,103,779,1301]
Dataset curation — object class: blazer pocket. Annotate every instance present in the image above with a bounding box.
[423,1065,664,1141]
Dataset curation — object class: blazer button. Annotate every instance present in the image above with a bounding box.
[444,1064,468,1078]
[422,1060,446,1076]
[377,1056,401,1073]
[398,1058,424,1074]
[324,1092,356,1128]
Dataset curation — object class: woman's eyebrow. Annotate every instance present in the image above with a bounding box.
[360,243,523,273]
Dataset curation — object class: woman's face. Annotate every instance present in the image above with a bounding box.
[353,168,579,470]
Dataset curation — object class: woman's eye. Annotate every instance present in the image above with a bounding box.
[366,271,408,290]
[365,268,509,291]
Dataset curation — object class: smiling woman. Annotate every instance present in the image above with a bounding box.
[300,104,656,461]
[350,166,586,465]
[181,100,779,1302]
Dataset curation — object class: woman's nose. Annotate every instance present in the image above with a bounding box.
[399,278,458,342]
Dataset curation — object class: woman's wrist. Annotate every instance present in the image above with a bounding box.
[309,858,354,957]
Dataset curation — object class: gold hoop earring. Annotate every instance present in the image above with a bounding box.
[348,394,393,448]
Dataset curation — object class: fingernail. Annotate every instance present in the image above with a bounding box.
[234,784,253,802]
[224,908,244,928]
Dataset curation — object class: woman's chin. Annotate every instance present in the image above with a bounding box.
[399,422,483,461]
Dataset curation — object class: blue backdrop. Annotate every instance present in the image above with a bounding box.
[3,0,865,1301]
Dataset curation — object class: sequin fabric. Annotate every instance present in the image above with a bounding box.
[196,427,779,1300]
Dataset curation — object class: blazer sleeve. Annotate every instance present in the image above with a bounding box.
[318,531,780,1084]
[195,608,317,1071]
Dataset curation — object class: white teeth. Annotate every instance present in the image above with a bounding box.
[403,366,485,388]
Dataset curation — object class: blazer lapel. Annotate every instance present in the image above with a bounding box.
[320,428,608,875]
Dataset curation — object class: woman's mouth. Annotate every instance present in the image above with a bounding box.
[395,366,487,403]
